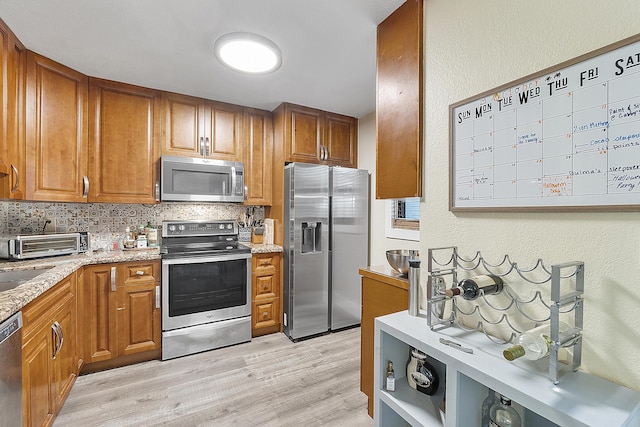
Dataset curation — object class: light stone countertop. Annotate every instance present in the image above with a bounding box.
[240,243,283,253]
[0,243,282,323]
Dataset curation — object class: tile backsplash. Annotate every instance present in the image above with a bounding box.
[0,201,264,250]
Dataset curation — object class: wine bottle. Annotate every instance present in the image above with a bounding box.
[385,361,395,392]
[481,389,498,426]
[503,321,571,361]
[444,275,504,300]
[489,394,521,427]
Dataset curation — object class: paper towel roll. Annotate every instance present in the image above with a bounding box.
[264,218,274,245]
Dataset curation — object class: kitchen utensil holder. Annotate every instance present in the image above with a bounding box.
[238,227,252,242]
[425,246,583,383]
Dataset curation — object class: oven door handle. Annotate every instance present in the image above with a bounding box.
[161,252,251,265]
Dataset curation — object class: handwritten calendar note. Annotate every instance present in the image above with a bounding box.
[450,33,640,211]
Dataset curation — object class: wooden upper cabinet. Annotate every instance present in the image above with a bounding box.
[324,111,357,167]
[0,18,26,199]
[162,92,204,157]
[0,22,8,179]
[284,103,323,164]
[204,100,243,161]
[25,51,88,202]
[277,102,357,168]
[162,93,242,161]
[244,107,273,206]
[88,78,161,204]
[376,0,423,199]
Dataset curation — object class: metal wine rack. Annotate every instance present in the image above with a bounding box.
[425,246,583,384]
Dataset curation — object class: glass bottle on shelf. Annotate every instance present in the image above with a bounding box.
[503,321,572,361]
[123,227,136,249]
[444,274,504,300]
[145,221,158,247]
[482,389,498,426]
[489,394,521,427]
[385,361,395,392]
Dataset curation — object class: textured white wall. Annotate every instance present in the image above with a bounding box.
[359,112,420,267]
[423,0,640,390]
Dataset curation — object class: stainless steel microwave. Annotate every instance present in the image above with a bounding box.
[160,155,246,202]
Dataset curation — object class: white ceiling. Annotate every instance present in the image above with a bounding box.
[0,0,405,118]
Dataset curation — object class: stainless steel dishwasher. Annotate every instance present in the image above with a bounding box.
[0,311,22,426]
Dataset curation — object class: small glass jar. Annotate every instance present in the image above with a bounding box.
[136,234,147,248]
[123,227,136,249]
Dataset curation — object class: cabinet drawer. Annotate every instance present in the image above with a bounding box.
[252,253,280,273]
[22,273,75,337]
[252,299,279,330]
[119,261,159,284]
[254,274,277,299]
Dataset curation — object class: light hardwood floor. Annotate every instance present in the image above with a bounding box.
[54,328,373,427]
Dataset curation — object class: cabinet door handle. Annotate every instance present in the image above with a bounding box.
[52,322,62,359]
[111,266,117,292]
[57,321,64,353]
[205,137,210,157]
[10,164,19,193]
[155,285,160,309]
[199,136,204,156]
[82,176,89,198]
[51,323,57,358]
[155,181,160,202]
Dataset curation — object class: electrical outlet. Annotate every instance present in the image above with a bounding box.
[43,218,56,234]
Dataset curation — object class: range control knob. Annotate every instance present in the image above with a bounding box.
[168,225,176,232]
[178,225,185,231]
[219,224,225,230]
[227,223,233,229]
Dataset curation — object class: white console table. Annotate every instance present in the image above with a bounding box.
[374,311,640,427]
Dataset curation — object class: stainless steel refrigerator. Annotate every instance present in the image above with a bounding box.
[283,163,369,341]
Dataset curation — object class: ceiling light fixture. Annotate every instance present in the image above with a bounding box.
[214,32,282,74]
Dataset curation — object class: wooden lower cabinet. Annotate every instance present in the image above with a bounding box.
[80,260,161,369]
[22,272,78,427]
[117,261,161,356]
[251,252,282,337]
[359,268,409,418]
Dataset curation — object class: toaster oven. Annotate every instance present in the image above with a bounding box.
[0,232,90,260]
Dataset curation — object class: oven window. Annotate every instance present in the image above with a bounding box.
[167,259,247,317]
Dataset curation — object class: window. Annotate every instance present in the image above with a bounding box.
[385,197,420,241]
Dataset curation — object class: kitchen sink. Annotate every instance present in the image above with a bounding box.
[0,267,53,293]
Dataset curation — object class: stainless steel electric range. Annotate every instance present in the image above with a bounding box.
[160,219,252,360]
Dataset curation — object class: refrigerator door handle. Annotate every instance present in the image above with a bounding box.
[288,248,294,330]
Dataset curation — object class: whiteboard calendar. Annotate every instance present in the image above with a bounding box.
[450,33,640,211]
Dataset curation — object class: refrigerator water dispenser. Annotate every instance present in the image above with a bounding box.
[301,222,321,253]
